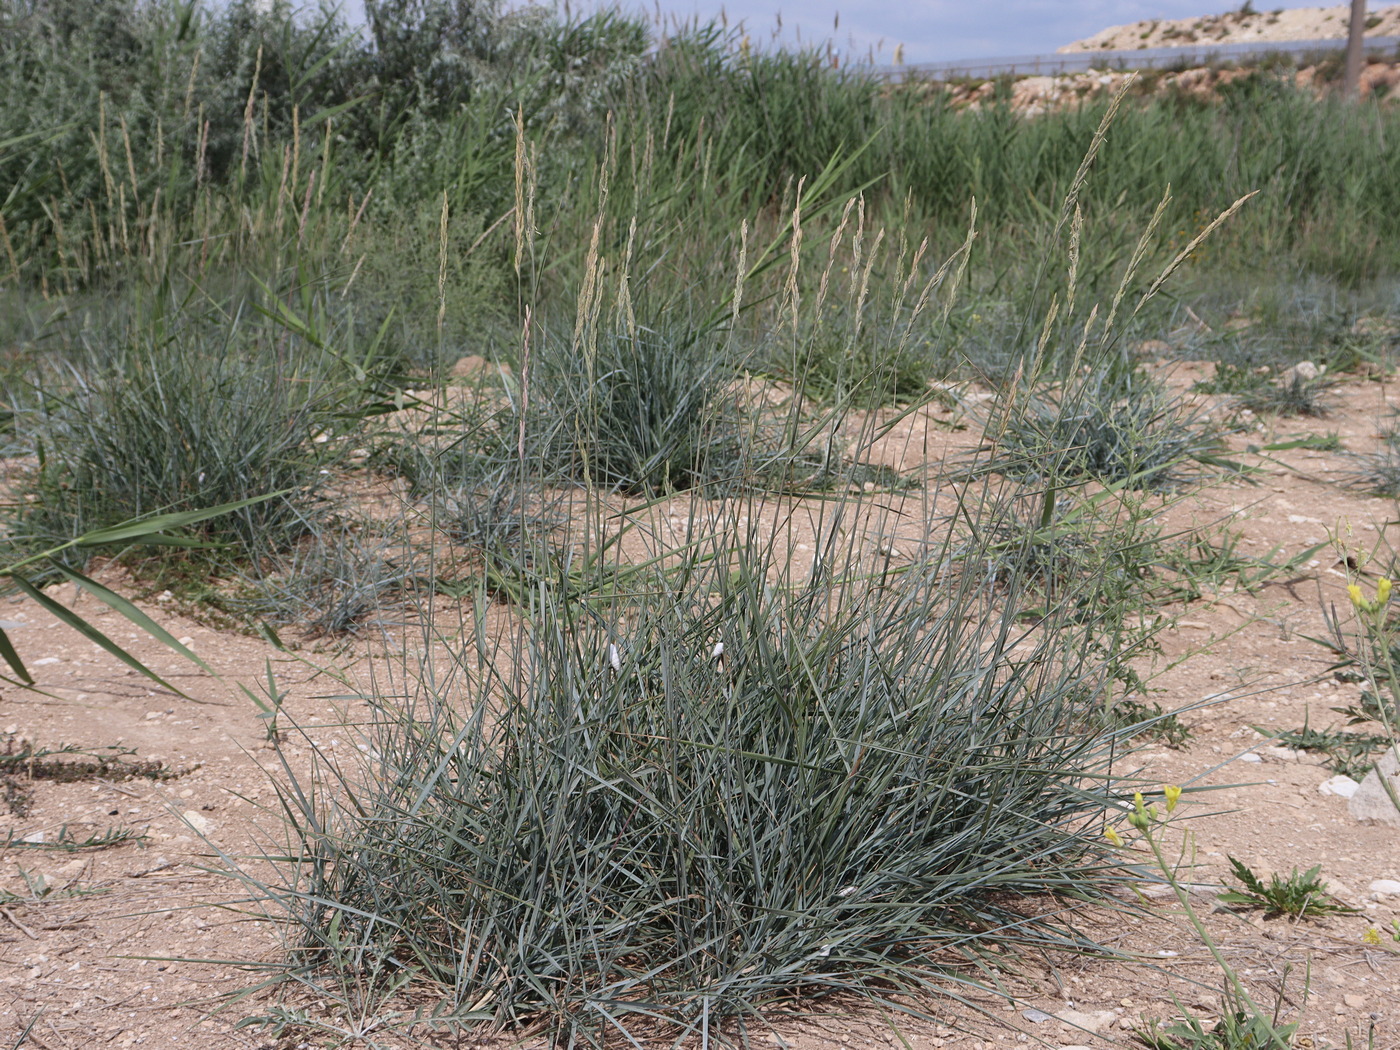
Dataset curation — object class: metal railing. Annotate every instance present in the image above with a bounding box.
[880,36,1400,82]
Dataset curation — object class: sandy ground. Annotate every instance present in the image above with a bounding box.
[1,338,1399,1048]
[1061,3,1400,53]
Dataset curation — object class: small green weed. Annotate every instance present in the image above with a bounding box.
[1261,722,1390,779]
[239,661,290,744]
[1192,361,1269,397]
[1333,687,1397,727]
[1110,699,1193,748]
[1192,361,1335,417]
[1218,857,1355,918]
[1255,433,1344,452]
[778,324,935,408]
[979,371,1225,490]
[1,865,106,904]
[1238,370,1337,418]
[1134,982,1301,1050]
[2,824,146,852]
[1160,529,1323,601]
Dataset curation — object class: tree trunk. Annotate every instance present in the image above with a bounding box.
[1345,0,1368,97]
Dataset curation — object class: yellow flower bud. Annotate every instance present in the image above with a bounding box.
[1104,825,1123,847]
[1349,584,1366,610]
[1163,784,1182,814]
[1128,792,1152,831]
[1379,578,1392,605]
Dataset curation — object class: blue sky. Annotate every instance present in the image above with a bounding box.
[333,2,1382,64]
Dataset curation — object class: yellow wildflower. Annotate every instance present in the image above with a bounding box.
[1379,578,1393,605]
[1363,927,1383,947]
[1349,584,1367,610]
[1104,825,1124,847]
[1163,784,1182,814]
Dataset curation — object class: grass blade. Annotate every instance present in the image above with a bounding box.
[48,564,216,677]
[7,574,194,700]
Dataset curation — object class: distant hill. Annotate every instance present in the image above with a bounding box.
[1059,3,1400,53]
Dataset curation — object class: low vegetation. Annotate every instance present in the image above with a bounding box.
[1,0,1398,1045]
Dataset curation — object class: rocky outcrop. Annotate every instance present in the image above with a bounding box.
[915,60,1400,115]
[1061,4,1400,53]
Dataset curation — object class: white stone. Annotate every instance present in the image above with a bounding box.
[1319,774,1361,798]
[181,810,214,836]
[1349,748,1400,827]
[1286,360,1321,382]
[1055,1009,1117,1033]
[1368,880,1400,896]
[1325,878,1360,902]
[1238,752,1263,764]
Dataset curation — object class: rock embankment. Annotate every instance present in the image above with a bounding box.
[1061,3,1400,53]
[924,60,1400,115]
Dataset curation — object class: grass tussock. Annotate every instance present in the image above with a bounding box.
[235,485,1151,1044]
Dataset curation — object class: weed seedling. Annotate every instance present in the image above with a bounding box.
[1134,979,1302,1050]
[1217,857,1355,918]
[1257,432,1344,453]
[242,660,290,743]
[1239,370,1337,418]
[1261,721,1390,779]
[2,825,146,852]
[1111,698,1193,748]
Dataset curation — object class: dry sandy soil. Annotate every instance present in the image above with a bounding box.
[1,327,1399,1049]
[1061,3,1400,53]
[928,58,1400,115]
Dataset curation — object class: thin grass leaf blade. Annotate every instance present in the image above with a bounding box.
[72,492,293,547]
[8,575,192,699]
[49,565,216,677]
[0,627,33,684]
